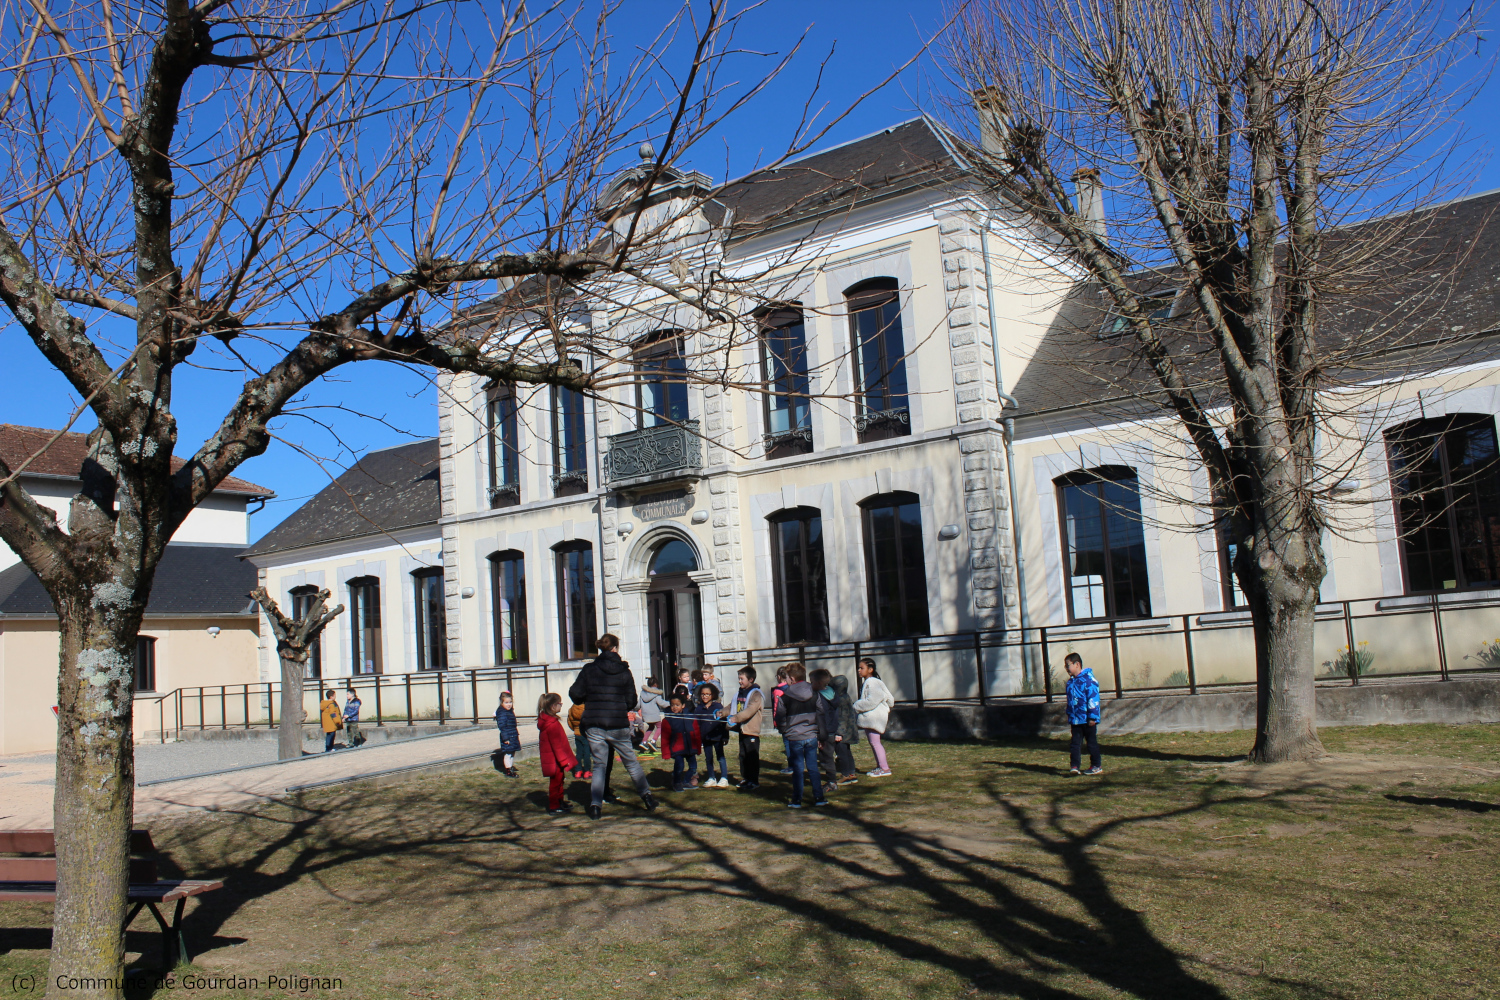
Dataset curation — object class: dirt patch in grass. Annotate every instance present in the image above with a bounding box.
[2,723,1498,999]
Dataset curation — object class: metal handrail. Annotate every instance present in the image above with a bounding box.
[714,594,1500,708]
[135,661,562,743]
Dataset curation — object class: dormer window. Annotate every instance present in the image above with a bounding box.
[1100,290,1180,339]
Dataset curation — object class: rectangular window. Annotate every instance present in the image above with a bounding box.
[133,636,156,692]
[771,509,829,644]
[847,279,911,443]
[1057,469,1152,621]
[490,551,529,664]
[861,492,930,638]
[556,544,596,660]
[412,569,447,671]
[1386,414,1500,594]
[552,384,588,497]
[487,384,520,508]
[1219,530,1246,609]
[289,587,323,679]
[348,577,383,674]
[635,335,690,428]
[760,309,813,459]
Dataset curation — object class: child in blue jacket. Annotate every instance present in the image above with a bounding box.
[1063,653,1103,776]
[495,691,522,777]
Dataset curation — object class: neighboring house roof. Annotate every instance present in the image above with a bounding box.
[719,117,964,239]
[241,438,440,559]
[0,424,273,498]
[1010,187,1500,421]
[0,542,258,618]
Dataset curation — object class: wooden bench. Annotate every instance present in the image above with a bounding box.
[0,830,223,968]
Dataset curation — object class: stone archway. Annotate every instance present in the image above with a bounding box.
[620,526,718,685]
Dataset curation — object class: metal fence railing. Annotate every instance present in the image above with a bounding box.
[709,593,1500,708]
[134,661,584,744]
[134,593,1500,740]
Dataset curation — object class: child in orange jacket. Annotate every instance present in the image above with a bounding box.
[538,693,578,815]
[566,701,592,779]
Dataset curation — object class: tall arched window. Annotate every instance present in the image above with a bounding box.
[552,378,588,497]
[634,332,690,428]
[770,507,829,644]
[1056,467,1152,621]
[1385,413,1500,593]
[555,542,597,660]
[133,635,157,692]
[759,306,813,459]
[289,585,323,679]
[412,567,447,671]
[348,575,383,674]
[489,550,529,664]
[846,278,910,443]
[861,492,930,638]
[486,382,520,508]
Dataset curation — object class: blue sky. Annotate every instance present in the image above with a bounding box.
[1,0,1495,542]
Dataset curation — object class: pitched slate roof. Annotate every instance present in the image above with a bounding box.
[241,438,440,558]
[720,117,964,238]
[0,424,272,497]
[1010,187,1500,421]
[0,543,258,618]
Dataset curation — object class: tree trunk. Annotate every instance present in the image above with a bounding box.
[1245,514,1327,763]
[48,600,137,997]
[278,652,305,761]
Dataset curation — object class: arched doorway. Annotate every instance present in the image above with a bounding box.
[646,538,705,685]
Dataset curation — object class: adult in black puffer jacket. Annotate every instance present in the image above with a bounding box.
[568,634,657,818]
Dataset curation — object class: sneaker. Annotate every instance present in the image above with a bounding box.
[1067,768,1081,776]
[717,777,731,788]
[787,801,804,809]
[587,805,602,820]
[642,793,658,812]
[603,790,621,804]
[1084,766,1104,776]
[839,776,859,786]
[737,781,759,791]
[867,768,892,778]
[813,799,830,807]
[778,767,794,775]
[548,807,570,816]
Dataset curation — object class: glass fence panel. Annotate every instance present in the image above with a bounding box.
[1114,626,1191,691]
[1188,626,1257,685]
[1344,609,1438,679]
[1436,602,1500,674]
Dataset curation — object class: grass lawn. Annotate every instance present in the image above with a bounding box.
[2,724,1498,999]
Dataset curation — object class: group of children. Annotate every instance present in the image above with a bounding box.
[500,649,1106,815]
[317,688,365,751]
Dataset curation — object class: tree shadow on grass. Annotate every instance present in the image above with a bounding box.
[1384,793,1497,813]
[124,764,1336,1000]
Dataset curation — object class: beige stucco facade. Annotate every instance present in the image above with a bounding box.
[0,615,259,754]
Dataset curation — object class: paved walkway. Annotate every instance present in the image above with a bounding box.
[0,722,533,829]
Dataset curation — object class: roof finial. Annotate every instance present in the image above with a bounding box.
[638,141,656,162]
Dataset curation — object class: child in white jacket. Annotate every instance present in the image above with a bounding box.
[852,657,895,776]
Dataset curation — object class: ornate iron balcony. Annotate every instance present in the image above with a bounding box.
[603,420,704,491]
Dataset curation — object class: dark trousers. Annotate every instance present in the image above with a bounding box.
[324,731,336,752]
[573,734,592,773]
[834,739,857,777]
[672,751,698,788]
[703,740,727,779]
[738,734,760,784]
[1070,723,1101,770]
[788,737,823,804]
[818,739,837,780]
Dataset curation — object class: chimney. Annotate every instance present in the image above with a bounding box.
[971,86,1008,158]
[1073,167,1106,241]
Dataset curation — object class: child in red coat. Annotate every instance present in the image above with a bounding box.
[659,694,702,791]
[537,693,577,815]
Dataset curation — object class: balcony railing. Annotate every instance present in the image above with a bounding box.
[602,419,704,491]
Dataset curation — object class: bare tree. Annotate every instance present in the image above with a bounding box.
[0,0,908,991]
[937,0,1488,762]
[249,586,343,760]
